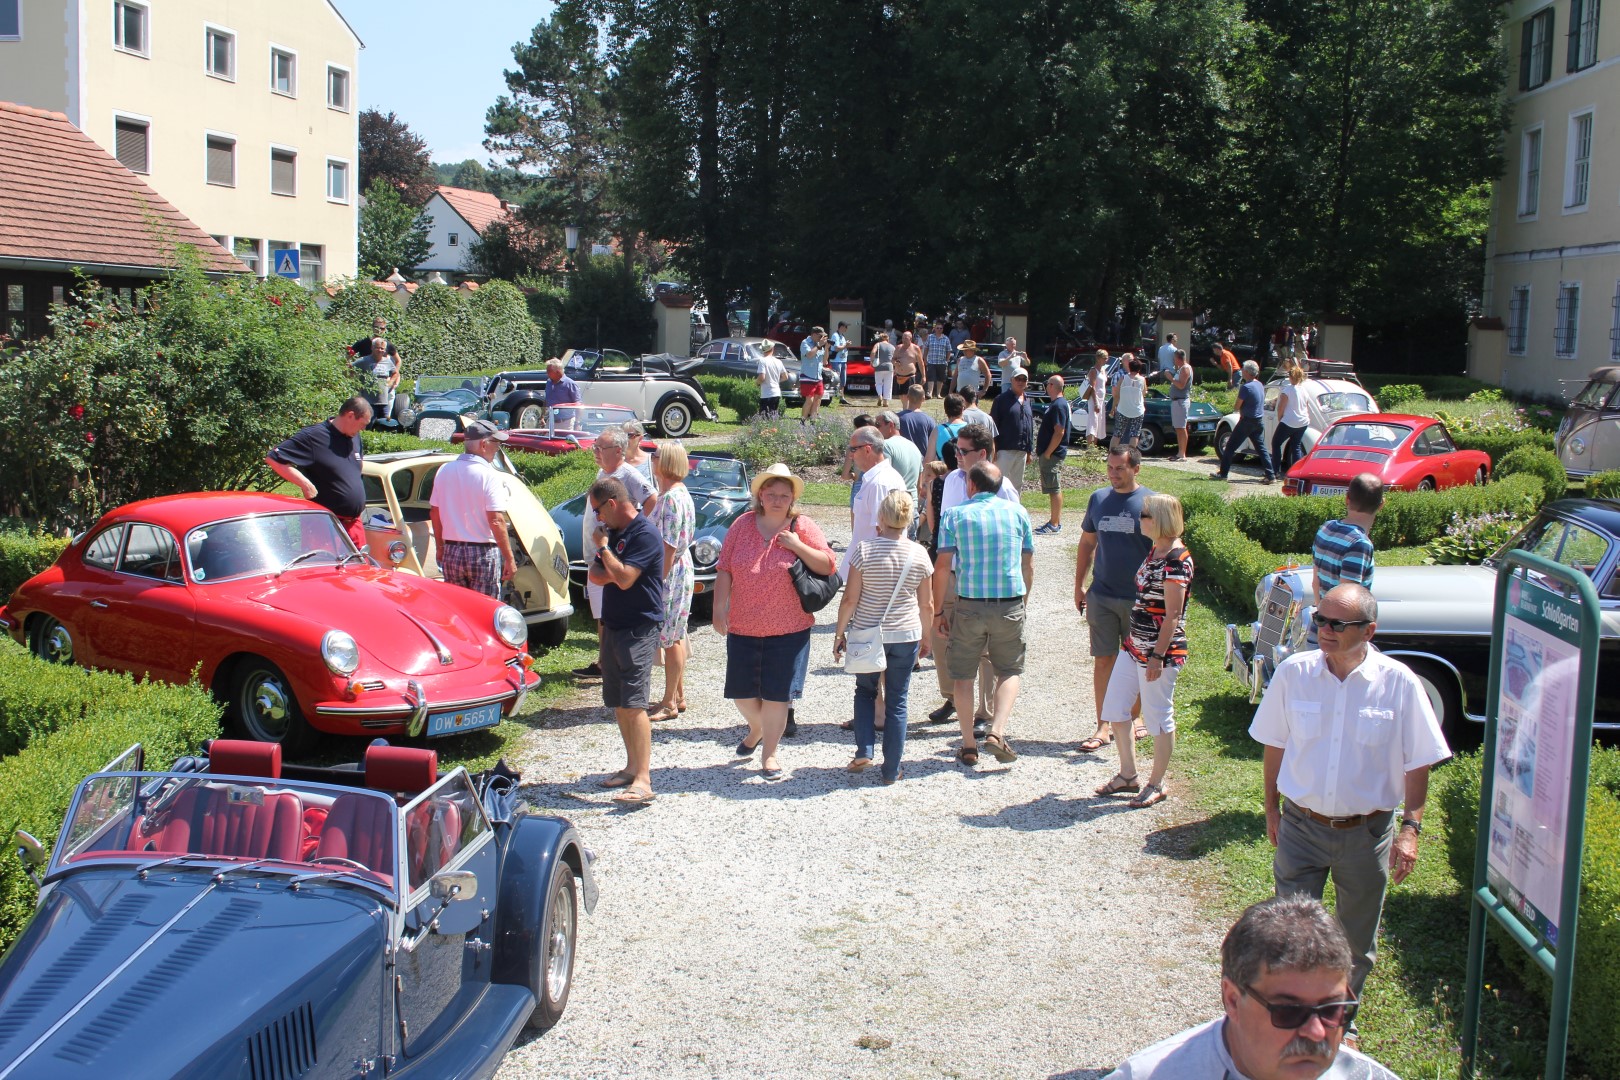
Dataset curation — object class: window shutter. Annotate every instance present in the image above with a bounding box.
[1541,12,1555,85]
[115,120,148,173]
[206,138,233,186]
[1520,19,1533,90]
[271,150,295,195]
[1568,0,1584,71]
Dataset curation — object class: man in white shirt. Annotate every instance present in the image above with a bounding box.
[429,419,516,599]
[1107,895,1398,1079]
[1250,584,1450,1004]
[572,429,659,680]
[757,344,788,419]
[841,427,905,580]
[1156,332,1178,377]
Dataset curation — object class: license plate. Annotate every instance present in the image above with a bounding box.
[1311,484,1347,497]
[1193,422,1215,433]
[426,701,502,737]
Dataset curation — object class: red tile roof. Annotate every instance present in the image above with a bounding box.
[0,101,243,275]
[433,185,512,236]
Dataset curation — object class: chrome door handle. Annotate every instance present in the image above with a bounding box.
[89,599,110,609]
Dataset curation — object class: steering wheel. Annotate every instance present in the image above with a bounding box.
[308,856,368,870]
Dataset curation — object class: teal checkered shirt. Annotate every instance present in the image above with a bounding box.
[937,492,1034,599]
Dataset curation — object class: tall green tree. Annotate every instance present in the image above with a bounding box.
[357,178,433,277]
[359,109,438,206]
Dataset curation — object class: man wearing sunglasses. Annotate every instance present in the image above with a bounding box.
[1248,584,1451,1019]
[1107,895,1397,1078]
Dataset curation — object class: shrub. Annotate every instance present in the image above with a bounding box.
[1361,373,1497,399]
[0,529,67,604]
[1377,383,1426,410]
[731,413,851,469]
[1495,446,1570,505]
[324,279,544,378]
[1440,750,1620,1076]
[1182,500,1292,615]
[1423,510,1530,565]
[360,430,454,456]
[1449,427,1554,465]
[1587,471,1620,500]
[0,640,221,952]
[1466,387,1506,403]
[528,455,600,512]
[697,375,762,420]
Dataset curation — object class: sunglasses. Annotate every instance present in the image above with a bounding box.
[1310,613,1372,632]
[1243,985,1359,1030]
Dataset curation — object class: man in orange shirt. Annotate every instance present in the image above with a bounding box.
[1213,342,1240,387]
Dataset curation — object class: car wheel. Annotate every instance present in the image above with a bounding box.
[657,398,694,438]
[1138,425,1162,455]
[1214,424,1232,460]
[515,403,544,429]
[526,862,578,1032]
[529,617,569,651]
[227,659,315,753]
[29,616,74,665]
[1416,477,1436,492]
[1400,658,1470,747]
[1473,466,1488,486]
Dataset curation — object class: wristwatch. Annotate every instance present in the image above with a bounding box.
[1400,817,1423,835]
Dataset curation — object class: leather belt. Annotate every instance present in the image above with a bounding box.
[444,539,496,547]
[1288,800,1387,829]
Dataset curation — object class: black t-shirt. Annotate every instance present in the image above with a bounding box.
[599,514,666,630]
[269,420,366,519]
[351,337,399,359]
[1037,399,1071,460]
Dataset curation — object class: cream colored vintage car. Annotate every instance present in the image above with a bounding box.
[361,449,574,648]
[1557,366,1620,479]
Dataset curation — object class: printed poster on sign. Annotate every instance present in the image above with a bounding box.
[1486,574,1581,946]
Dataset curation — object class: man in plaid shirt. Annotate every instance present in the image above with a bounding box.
[922,322,953,401]
[933,460,1034,768]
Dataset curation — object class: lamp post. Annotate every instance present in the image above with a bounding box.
[564,225,580,274]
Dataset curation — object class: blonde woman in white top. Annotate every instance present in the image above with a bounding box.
[1271,359,1311,476]
[832,490,934,784]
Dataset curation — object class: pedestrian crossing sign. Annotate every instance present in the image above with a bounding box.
[272,248,300,279]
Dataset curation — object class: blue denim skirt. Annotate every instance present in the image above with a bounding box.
[725,629,812,703]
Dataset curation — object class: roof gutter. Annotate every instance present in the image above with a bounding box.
[0,255,247,279]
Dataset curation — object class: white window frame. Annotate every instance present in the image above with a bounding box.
[325,157,350,204]
[1,0,22,42]
[111,110,152,174]
[298,244,325,287]
[269,144,298,197]
[203,24,235,81]
[1519,125,1543,220]
[269,43,297,98]
[1610,279,1620,360]
[1508,285,1531,356]
[1571,0,1601,71]
[1564,108,1594,213]
[326,63,351,112]
[204,129,236,188]
[1555,281,1581,358]
[112,1,148,57]
[232,236,264,277]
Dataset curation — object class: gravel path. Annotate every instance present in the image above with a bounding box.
[498,517,1223,1079]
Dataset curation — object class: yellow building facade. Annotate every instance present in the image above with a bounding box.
[1475,0,1620,399]
[0,0,360,284]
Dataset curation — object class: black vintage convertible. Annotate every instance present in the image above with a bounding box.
[0,739,596,1078]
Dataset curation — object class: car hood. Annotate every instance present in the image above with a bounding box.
[241,569,494,674]
[1367,564,1497,635]
[0,869,387,1079]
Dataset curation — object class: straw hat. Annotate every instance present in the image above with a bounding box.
[959,339,978,353]
[749,462,804,501]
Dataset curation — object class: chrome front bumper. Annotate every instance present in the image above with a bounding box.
[1223,622,1270,704]
[526,603,574,626]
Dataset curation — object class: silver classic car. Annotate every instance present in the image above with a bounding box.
[1556,365,1620,479]
[1225,499,1620,734]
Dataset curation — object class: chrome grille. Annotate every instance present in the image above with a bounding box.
[246,1002,317,1080]
[1255,579,1298,662]
[353,679,386,692]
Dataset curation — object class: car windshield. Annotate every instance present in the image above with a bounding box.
[1319,422,1411,450]
[1487,515,1614,583]
[546,404,638,436]
[1316,391,1375,415]
[1570,378,1620,409]
[416,376,488,398]
[186,511,352,582]
[685,456,748,495]
[56,772,400,894]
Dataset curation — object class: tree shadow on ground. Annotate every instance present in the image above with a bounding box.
[959,791,1139,832]
[1143,810,1267,861]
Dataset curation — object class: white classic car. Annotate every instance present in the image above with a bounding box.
[1216,360,1378,463]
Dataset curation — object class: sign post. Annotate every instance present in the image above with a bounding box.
[1460,550,1599,1080]
[271,248,300,280]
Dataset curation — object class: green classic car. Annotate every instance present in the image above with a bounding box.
[1034,361,1222,455]
[547,453,751,613]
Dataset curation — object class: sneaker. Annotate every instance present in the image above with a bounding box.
[571,661,602,680]
[1033,521,1055,535]
[1261,475,1276,485]
[927,700,956,724]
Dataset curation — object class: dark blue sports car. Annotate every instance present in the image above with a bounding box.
[0,739,596,1078]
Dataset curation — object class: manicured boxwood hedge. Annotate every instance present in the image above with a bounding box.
[1439,750,1620,1077]
[1449,427,1555,464]
[0,529,67,605]
[0,640,221,952]
[1494,446,1570,505]
[697,375,763,420]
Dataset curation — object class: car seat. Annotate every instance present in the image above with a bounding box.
[139,740,303,862]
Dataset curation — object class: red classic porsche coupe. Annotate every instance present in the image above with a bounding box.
[0,492,539,753]
[488,402,660,457]
[1282,414,1491,496]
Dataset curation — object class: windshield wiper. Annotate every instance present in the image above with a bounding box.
[136,853,213,878]
[278,549,334,576]
[337,549,374,568]
[211,858,290,883]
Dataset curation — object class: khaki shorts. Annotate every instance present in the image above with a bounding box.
[1038,454,1064,494]
[1085,590,1135,658]
[948,597,1027,679]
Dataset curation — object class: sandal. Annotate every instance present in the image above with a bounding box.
[983,734,1018,763]
[1095,773,1140,796]
[1076,735,1112,753]
[647,705,679,723]
[1133,725,1150,741]
[612,786,656,805]
[846,757,873,773]
[1128,783,1167,808]
[596,770,635,789]
[957,745,979,766]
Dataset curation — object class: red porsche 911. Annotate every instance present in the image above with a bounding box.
[1282,414,1491,496]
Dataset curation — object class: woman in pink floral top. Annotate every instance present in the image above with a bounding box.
[713,463,837,781]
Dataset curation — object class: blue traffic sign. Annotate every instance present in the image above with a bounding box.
[271,248,300,279]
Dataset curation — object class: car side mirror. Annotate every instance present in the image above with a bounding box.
[15,830,45,888]
[430,869,477,901]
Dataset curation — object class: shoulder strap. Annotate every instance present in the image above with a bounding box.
[872,544,911,623]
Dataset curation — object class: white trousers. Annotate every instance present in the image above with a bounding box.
[1099,648,1180,735]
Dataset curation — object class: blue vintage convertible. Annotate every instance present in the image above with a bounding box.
[0,739,596,1078]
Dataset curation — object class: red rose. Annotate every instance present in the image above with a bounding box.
[83,319,99,329]
[85,432,96,444]
[69,404,85,420]
[267,295,283,306]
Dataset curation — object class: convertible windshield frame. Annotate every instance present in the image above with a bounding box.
[184,510,354,584]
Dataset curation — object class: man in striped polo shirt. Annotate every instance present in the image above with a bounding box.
[1309,473,1383,645]
[933,460,1035,767]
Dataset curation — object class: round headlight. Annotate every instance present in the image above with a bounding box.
[1569,436,1587,455]
[692,537,722,567]
[494,605,527,648]
[388,540,408,565]
[1254,573,1271,614]
[321,630,360,676]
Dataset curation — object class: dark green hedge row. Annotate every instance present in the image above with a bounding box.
[0,530,67,605]
[1588,471,1620,500]
[1227,473,1542,553]
[1449,427,1555,464]
[1439,750,1620,1077]
[697,375,763,420]
[1360,373,1497,398]
[0,640,221,952]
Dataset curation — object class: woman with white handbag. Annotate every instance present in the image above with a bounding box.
[832,490,935,784]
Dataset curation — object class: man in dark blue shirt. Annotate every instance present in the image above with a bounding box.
[1035,374,1073,533]
[1213,361,1275,484]
[990,367,1035,490]
[587,476,666,804]
[265,396,372,547]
